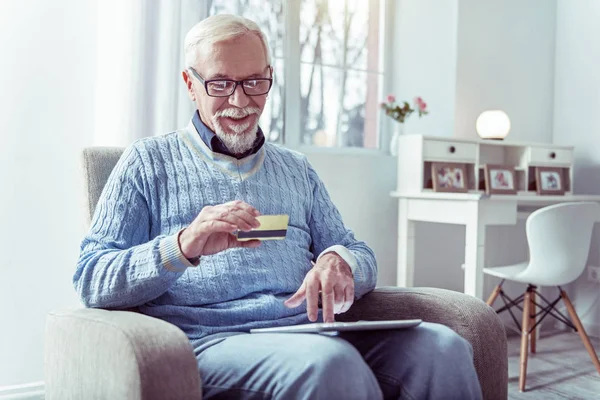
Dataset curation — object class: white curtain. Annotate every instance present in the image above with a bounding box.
[93,0,208,146]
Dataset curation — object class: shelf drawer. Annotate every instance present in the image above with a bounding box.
[529,147,572,165]
[423,140,477,162]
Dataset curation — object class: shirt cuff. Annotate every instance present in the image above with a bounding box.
[316,245,358,274]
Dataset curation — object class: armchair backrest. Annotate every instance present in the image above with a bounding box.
[81,146,125,225]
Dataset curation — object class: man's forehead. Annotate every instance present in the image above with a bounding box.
[196,34,268,80]
[204,65,269,80]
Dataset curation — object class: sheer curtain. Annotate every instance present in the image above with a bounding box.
[93,0,207,146]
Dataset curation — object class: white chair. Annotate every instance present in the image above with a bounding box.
[484,202,600,392]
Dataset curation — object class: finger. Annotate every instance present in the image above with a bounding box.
[225,200,261,217]
[339,285,355,313]
[225,204,262,229]
[200,220,238,234]
[230,209,261,229]
[305,278,320,322]
[284,282,306,308]
[321,282,335,323]
[210,209,257,231]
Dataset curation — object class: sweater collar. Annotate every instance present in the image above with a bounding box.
[192,110,266,160]
[179,119,266,180]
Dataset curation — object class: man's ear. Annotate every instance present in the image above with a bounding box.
[182,70,192,90]
[182,70,195,100]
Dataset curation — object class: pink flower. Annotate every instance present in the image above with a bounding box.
[386,94,396,103]
[414,96,427,112]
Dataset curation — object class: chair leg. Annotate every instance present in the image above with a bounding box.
[486,284,502,306]
[519,288,532,392]
[560,290,600,375]
[530,290,537,354]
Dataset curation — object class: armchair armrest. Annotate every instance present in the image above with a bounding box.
[338,287,507,400]
[45,308,202,400]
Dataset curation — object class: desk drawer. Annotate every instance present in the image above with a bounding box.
[423,140,477,162]
[529,147,572,165]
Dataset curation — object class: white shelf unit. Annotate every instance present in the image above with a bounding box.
[396,135,574,196]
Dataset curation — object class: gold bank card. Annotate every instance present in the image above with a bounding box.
[236,214,289,241]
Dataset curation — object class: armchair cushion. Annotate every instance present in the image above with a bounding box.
[338,286,508,400]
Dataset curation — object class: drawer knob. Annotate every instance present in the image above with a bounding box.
[549,152,556,159]
[449,146,456,154]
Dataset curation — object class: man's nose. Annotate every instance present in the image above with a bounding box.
[228,83,250,108]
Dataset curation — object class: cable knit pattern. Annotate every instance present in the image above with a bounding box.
[73,123,378,342]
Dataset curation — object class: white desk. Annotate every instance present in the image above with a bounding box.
[392,191,600,299]
[392,134,600,299]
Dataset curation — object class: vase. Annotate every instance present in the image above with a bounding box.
[390,123,404,156]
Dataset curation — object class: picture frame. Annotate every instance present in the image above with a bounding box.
[535,166,566,195]
[431,162,469,193]
[483,164,518,195]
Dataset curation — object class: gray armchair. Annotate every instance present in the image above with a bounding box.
[44,147,508,400]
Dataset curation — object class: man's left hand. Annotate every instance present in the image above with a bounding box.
[284,253,354,323]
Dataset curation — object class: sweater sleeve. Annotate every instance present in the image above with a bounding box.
[73,145,194,309]
[305,159,378,299]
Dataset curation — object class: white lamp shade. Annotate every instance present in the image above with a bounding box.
[476,110,511,140]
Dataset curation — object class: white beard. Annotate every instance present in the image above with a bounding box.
[212,107,261,155]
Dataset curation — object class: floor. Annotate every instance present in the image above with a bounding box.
[507,331,600,399]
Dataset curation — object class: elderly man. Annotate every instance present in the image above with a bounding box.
[74,14,482,400]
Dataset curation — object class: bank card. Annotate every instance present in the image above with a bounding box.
[236,214,289,241]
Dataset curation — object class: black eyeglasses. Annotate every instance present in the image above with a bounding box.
[188,67,273,97]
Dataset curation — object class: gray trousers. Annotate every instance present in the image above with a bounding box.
[195,322,483,400]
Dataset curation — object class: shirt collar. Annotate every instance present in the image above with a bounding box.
[192,110,265,159]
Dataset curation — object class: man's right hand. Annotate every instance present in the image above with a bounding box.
[178,200,262,259]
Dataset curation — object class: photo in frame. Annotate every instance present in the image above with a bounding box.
[431,162,468,193]
[535,167,566,195]
[483,164,518,195]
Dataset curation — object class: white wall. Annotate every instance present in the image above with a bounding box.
[0,0,97,390]
[307,153,398,287]
[392,0,458,138]
[455,0,557,142]
[553,0,600,337]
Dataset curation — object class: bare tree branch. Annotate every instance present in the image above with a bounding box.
[335,0,353,146]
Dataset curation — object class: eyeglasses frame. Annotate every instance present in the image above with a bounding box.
[188,66,273,98]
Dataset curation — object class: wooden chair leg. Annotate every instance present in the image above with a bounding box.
[561,290,600,375]
[530,290,537,354]
[519,289,532,392]
[486,284,502,306]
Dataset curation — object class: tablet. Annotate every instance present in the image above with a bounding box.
[250,319,422,334]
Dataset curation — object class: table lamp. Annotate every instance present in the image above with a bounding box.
[476,110,511,140]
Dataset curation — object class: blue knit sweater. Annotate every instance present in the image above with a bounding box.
[74,122,378,345]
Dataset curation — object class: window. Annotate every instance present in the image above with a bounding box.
[208,0,389,150]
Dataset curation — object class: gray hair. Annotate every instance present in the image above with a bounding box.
[184,14,272,68]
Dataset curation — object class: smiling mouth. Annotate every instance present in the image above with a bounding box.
[222,114,257,127]
[224,115,251,122]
